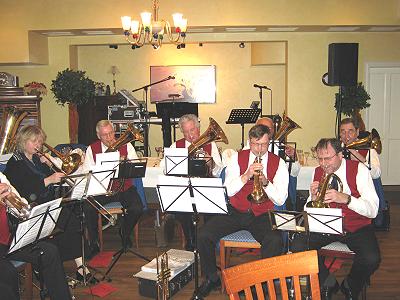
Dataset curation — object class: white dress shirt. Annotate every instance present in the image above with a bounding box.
[224,151,288,206]
[306,159,379,219]
[362,149,381,179]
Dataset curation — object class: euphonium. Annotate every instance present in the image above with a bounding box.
[106,123,144,153]
[273,112,301,142]
[188,117,228,157]
[1,192,36,220]
[42,143,82,175]
[0,107,28,154]
[345,128,382,155]
[306,172,343,208]
[247,153,268,205]
[156,252,171,300]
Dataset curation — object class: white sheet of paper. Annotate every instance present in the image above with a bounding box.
[96,152,120,177]
[164,147,188,176]
[8,198,62,254]
[70,169,114,199]
[305,207,343,235]
[274,212,299,231]
[156,176,227,214]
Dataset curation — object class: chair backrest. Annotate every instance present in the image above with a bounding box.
[53,143,88,154]
[0,163,6,172]
[222,250,321,300]
[134,177,148,211]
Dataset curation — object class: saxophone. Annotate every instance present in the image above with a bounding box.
[306,172,343,208]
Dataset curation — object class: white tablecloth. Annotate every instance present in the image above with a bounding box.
[143,165,315,191]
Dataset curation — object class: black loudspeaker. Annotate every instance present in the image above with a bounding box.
[328,43,359,86]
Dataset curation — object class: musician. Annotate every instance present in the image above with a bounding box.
[291,138,380,300]
[82,120,144,255]
[197,124,288,297]
[0,172,72,300]
[167,114,224,251]
[339,118,387,228]
[3,125,95,284]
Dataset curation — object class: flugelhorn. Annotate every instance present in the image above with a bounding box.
[344,128,382,155]
[106,123,144,153]
[274,112,301,142]
[1,192,36,220]
[247,152,268,205]
[188,117,228,157]
[0,107,28,154]
[42,143,82,175]
[306,172,343,208]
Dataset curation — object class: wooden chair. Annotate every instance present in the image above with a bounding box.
[222,250,321,300]
[319,241,368,300]
[11,260,33,300]
[97,178,148,251]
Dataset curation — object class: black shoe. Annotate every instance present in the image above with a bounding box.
[340,279,357,300]
[197,278,221,297]
[321,280,339,300]
[76,266,99,285]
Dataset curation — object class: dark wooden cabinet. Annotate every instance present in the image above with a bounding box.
[77,95,124,145]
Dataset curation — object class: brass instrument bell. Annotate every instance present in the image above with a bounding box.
[42,143,82,175]
[274,112,301,142]
[345,128,382,154]
[106,123,144,152]
[0,107,28,154]
[306,172,343,208]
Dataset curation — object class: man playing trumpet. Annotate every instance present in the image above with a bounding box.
[196,124,288,297]
[291,138,380,300]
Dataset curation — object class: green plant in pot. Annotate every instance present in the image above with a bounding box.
[51,69,96,143]
[334,82,371,131]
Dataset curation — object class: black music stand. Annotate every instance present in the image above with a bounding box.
[101,160,151,281]
[156,176,228,300]
[8,198,63,300]
[226,108,261,149]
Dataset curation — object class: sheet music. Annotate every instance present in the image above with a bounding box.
[96,152,120,176]
[305,207,343,235]
[274,212,300,231]
[71,169,115,199]
[164,147,188,175]
[8,198,62,254]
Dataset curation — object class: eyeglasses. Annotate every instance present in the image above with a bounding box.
[99,131,115,138]
[317,153,337,163]
[250,142,269,148]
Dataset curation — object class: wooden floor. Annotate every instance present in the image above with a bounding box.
[29,191,399,300]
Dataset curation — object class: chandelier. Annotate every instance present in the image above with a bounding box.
[121,0,188,49]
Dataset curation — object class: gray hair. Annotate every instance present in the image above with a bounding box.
[178,114,200,130]
[248,124,270,140]
[96,120,113,134]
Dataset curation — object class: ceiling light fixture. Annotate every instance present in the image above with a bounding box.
[121,0,187,49]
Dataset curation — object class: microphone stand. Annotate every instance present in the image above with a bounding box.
[132,76,175,156]
[254,85,272,117]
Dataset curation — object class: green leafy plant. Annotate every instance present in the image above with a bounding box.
[334,82,371,116]
[51,68,95,106]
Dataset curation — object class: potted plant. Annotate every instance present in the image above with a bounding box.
[334,82,371,131]
[51,69,96,143]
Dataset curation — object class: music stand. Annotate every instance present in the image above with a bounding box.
[305,207,344,236]
[156,176,228,300]
[7,198,63,300]
[226,108,261,149]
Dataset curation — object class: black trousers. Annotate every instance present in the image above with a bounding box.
[84,186,144,246]
[1,242,71,300]
[291,224,381,298]
[197,208,284,278]
[0,259,19,300]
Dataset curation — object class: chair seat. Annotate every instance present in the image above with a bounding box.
[10,260,26,268]
[221,230,259,243]
[102,202,123,210]
[319,241,355,259]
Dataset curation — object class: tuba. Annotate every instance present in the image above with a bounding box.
[273,112,301,142]
[345,128,382,155]
[156,252,171,300]
[0,107,28,154]
[306,172,343,208]
[188,117,228,157]
[247,153,268,205]
[42,143,82,175]
[106,123,144,153]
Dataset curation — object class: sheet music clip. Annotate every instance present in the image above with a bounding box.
[305,207,344,235]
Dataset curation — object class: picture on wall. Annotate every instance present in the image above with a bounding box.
[150,65,216,104]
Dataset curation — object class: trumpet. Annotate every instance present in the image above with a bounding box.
[156,252,171,300]
[247,152,268,205]
[0,191,36,220]
[306,172,343,208]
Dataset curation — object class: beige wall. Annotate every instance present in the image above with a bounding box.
[1,1,400,153]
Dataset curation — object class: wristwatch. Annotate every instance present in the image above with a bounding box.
[346,194,352,205]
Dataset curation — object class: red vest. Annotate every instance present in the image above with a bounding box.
[229,149,280,216]
[358,149,369,158]
[176,138,212,156]
[0,205,11,246]
[313,160,371,232]
[90,140,133,191]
